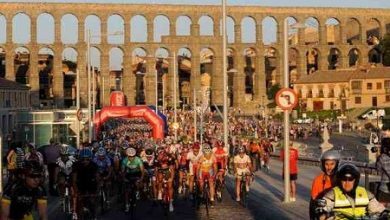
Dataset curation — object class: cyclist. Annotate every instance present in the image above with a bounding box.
[156,146,175,212]
[121,147,145,212]
[310,150,340,220]
[140,147,158,201]
[198,143,218,206]
[187,142,203,200]
[55,145,77,219]
[73,148,99,220]
[212,139,228,199]
[1,160,48,220]
[178,143,190,194]
[320,163,386,219]
[24,143,44,166]
[234,146,252,202]
[249,140,261,171]
[93,147,113,205]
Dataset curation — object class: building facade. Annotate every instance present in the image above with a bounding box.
[0,78,30,140]
[294,66,390,111]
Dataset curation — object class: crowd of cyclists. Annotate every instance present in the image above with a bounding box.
[2,109,390,220]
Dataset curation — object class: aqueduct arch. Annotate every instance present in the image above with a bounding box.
[0,3,390,111]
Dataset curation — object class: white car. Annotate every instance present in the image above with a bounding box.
[361,109,385,120]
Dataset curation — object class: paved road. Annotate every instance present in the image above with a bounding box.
[45,156,379,220]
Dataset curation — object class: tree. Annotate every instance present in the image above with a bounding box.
[267,83,281,101]
[380,33,390,66]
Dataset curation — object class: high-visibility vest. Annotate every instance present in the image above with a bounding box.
[333,186,369,219]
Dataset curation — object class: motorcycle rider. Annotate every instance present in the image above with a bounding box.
[310,150,340,219]
[319,162,386,220]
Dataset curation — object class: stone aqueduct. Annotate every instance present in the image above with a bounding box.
[0,2,390,112]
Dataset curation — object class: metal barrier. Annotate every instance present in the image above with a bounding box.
[270,153,378,190]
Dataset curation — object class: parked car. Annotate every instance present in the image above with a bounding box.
[361,109,385,120]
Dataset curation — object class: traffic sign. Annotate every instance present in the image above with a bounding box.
[275,88,298,110]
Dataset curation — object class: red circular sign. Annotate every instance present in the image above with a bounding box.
[275,88,298,110]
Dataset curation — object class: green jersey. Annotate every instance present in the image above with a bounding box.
[122,156,143,174]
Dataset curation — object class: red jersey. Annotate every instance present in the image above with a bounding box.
[280,147,298,174]
[213,147,228,164]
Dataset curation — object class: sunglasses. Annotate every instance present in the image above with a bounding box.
[27,174,42,179]
[341,176,355,182]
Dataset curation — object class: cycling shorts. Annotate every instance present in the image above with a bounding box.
[235,168,250,178]
[198,169,215,182]
[124,171,142,183]
[189,164,198,176]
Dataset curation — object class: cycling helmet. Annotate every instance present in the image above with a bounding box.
[238,146,246,153]
[145,148,154,156]
[203,143,212,154]
[79,148,93,159]
[24,160,44,176]
[126,147,137,157]
[60,145,70,156]
[193,142,201,150]
[320,150,340,174]
[336,162,360,189]
[96,147,106,157]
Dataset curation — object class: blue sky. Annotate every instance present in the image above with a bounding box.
[2,0,390,8]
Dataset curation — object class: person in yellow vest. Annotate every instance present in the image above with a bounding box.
[320,163,386,220]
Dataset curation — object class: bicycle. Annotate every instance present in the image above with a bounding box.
[61,175,73,220]
[179,168,189,200]
[215,174,224,202]
[239,174,251,208]
[202,178,211,216]
[161,172,171,216]
[77,194,96,220]
[97,179,109,214]
[124,177,139,219]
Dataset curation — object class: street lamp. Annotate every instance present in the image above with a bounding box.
[283,19,306,203]
[87,30,124,142]
[222,0,229,153]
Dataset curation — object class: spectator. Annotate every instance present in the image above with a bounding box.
[280,142,299,202]
[43,138,60,196]
[376,137,390,206]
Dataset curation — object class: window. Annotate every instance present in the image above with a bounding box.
[385,80,390,89]
[355,97,361,104]
[351,81,362,89]
[377,82,382,90]
[387,95,390,102]
[367,83,372,90]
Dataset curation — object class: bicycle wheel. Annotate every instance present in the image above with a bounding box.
[130,186,137,219]
[241,181,247,208]
[216,179,223,202]
[64,195,72,220]
[100,188,106,214]
[204,183,209,216]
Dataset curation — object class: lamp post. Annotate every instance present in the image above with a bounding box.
[283,19,306,203]
[87,30,124,142]
[76,69,80,147]
[222,0,229,153]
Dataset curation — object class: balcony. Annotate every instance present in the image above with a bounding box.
[351,89,362,94]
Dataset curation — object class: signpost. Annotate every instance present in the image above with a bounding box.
[275,87,298,203]
[275,88,298,111]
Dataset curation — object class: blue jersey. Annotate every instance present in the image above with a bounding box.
[93,156,112,173]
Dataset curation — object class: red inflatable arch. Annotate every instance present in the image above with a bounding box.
[93,106,164,140]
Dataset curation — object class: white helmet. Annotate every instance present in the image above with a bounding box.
[126,147,137,157]
[320,150,340,174]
